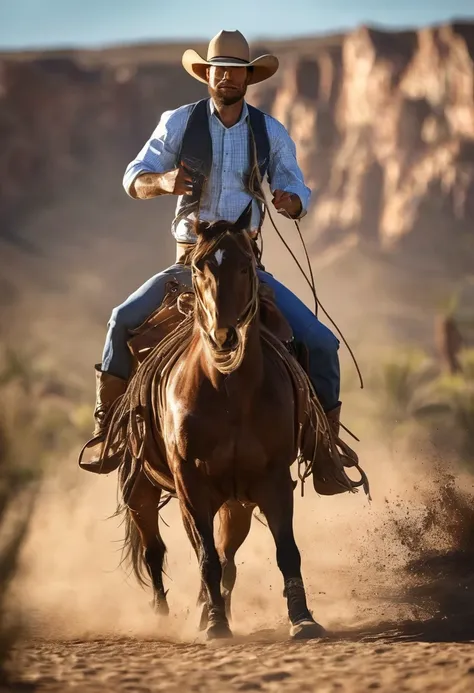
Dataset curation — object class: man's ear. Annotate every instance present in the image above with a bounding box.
[206,66,211,83]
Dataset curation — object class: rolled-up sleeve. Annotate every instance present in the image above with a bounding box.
[122,105,190,196]
[266,116,312,218]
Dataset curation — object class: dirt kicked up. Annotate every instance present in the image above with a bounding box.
[6,443,474,692]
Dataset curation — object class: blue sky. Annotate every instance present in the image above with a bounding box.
[2,0,474,49]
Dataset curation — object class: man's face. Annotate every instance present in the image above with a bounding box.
[207,66,250,106]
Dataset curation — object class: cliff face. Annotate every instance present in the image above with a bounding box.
[0,55,203,234]
[1,24,474,360]
[1,23,473,265]
[269,24,474,266]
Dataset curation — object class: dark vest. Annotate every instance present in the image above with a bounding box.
[175,98,271,228]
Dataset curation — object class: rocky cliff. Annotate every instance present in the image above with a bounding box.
[2,24,473,261]
[1,24,473,367]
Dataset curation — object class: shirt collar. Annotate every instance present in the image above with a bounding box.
[209,98,249,126]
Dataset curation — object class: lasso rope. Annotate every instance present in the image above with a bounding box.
[106,120,370,501]
[105,227,365,500]
[247,124,364,391]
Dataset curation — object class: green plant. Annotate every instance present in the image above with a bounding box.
[0,346,83,680]
[370,349,437,427]
[0,453,37,679]
[371,346,474,469]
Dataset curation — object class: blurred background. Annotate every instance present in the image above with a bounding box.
[1,0,474,675]
[1,0,474,443]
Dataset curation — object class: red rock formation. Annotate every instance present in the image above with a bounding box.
[0,22,473,271]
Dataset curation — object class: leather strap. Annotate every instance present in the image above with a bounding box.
[176,242,196,265]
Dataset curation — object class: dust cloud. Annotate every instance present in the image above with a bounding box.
[6,189,474,645]
[14,435,474,642]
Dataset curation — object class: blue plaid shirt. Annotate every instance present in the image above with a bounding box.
[123,99,311,243]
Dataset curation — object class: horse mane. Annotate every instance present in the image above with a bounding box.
[193,218,243,243]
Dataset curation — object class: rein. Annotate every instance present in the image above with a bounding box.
[191,230,260,374]
[247,124,364,392]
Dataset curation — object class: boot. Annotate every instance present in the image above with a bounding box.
[78,365,128,474]
[311,402,363,496]
[326,403,362,467]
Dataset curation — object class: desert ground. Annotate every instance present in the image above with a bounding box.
[12,637,474,693]
[4,443,474,693]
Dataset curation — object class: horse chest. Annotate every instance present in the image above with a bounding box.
[168,387,293,479]
[173,409,267,472]
[166,357,295,476]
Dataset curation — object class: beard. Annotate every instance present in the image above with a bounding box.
[208,83,247,107]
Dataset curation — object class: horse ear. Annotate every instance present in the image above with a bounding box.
[234,201,253,232]
[194,219,210,236]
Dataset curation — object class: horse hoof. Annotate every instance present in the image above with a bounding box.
[151,599,169,617]
[198,604,209,631]
[206,622,233,640]
[290,619,326,640]
[156,602,170,617]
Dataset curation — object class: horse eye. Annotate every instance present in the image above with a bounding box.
[240,266,249,275]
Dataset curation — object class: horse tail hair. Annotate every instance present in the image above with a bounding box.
[122,507,150,588]
[116,451,150,588]
[116,451,169,589]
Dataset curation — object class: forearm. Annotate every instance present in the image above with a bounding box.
[131,171,176,200]
[267,119,311,219]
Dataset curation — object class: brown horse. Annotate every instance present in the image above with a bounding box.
[111,208,342,640]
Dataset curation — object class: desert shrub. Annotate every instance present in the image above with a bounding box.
[368,347,474,468]
[0,345,85,680]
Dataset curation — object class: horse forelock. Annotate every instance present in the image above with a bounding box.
[192,223,253,268]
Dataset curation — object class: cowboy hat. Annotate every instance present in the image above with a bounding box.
[182,30,279,85]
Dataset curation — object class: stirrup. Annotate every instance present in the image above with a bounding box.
[78,433,122,474]
[335,435,370,495]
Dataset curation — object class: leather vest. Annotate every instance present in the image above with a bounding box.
[175,98,271,228]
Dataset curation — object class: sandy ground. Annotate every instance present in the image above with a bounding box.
[5,442,474,693]
[10,636,474,693]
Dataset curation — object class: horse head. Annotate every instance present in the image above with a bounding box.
[191,204,258,363]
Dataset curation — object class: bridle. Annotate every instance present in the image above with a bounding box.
[191,229,259,374]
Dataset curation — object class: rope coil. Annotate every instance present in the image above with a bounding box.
[248,123,364,390]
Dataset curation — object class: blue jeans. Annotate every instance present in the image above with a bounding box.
[102,265,340,411]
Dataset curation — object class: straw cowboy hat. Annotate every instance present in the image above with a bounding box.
[182,30,279,85]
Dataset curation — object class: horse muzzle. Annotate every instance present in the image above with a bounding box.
[209,326,239,352]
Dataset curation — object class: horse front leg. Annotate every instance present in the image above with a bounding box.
[196,582,209,631]
[253,468,326,640]
[216,501,253,623]
[173,460,231,640]
[197,501,252,630]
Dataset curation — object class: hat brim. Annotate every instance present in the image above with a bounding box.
[182,49,279,85]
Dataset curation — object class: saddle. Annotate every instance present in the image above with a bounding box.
[128,278,294,365]
[122,278,366,498]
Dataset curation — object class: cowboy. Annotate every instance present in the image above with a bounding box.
[82,30,344,470]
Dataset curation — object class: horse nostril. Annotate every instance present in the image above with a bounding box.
[211,328,229,348]
[211,327,238,351]
[225,327,238,349]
